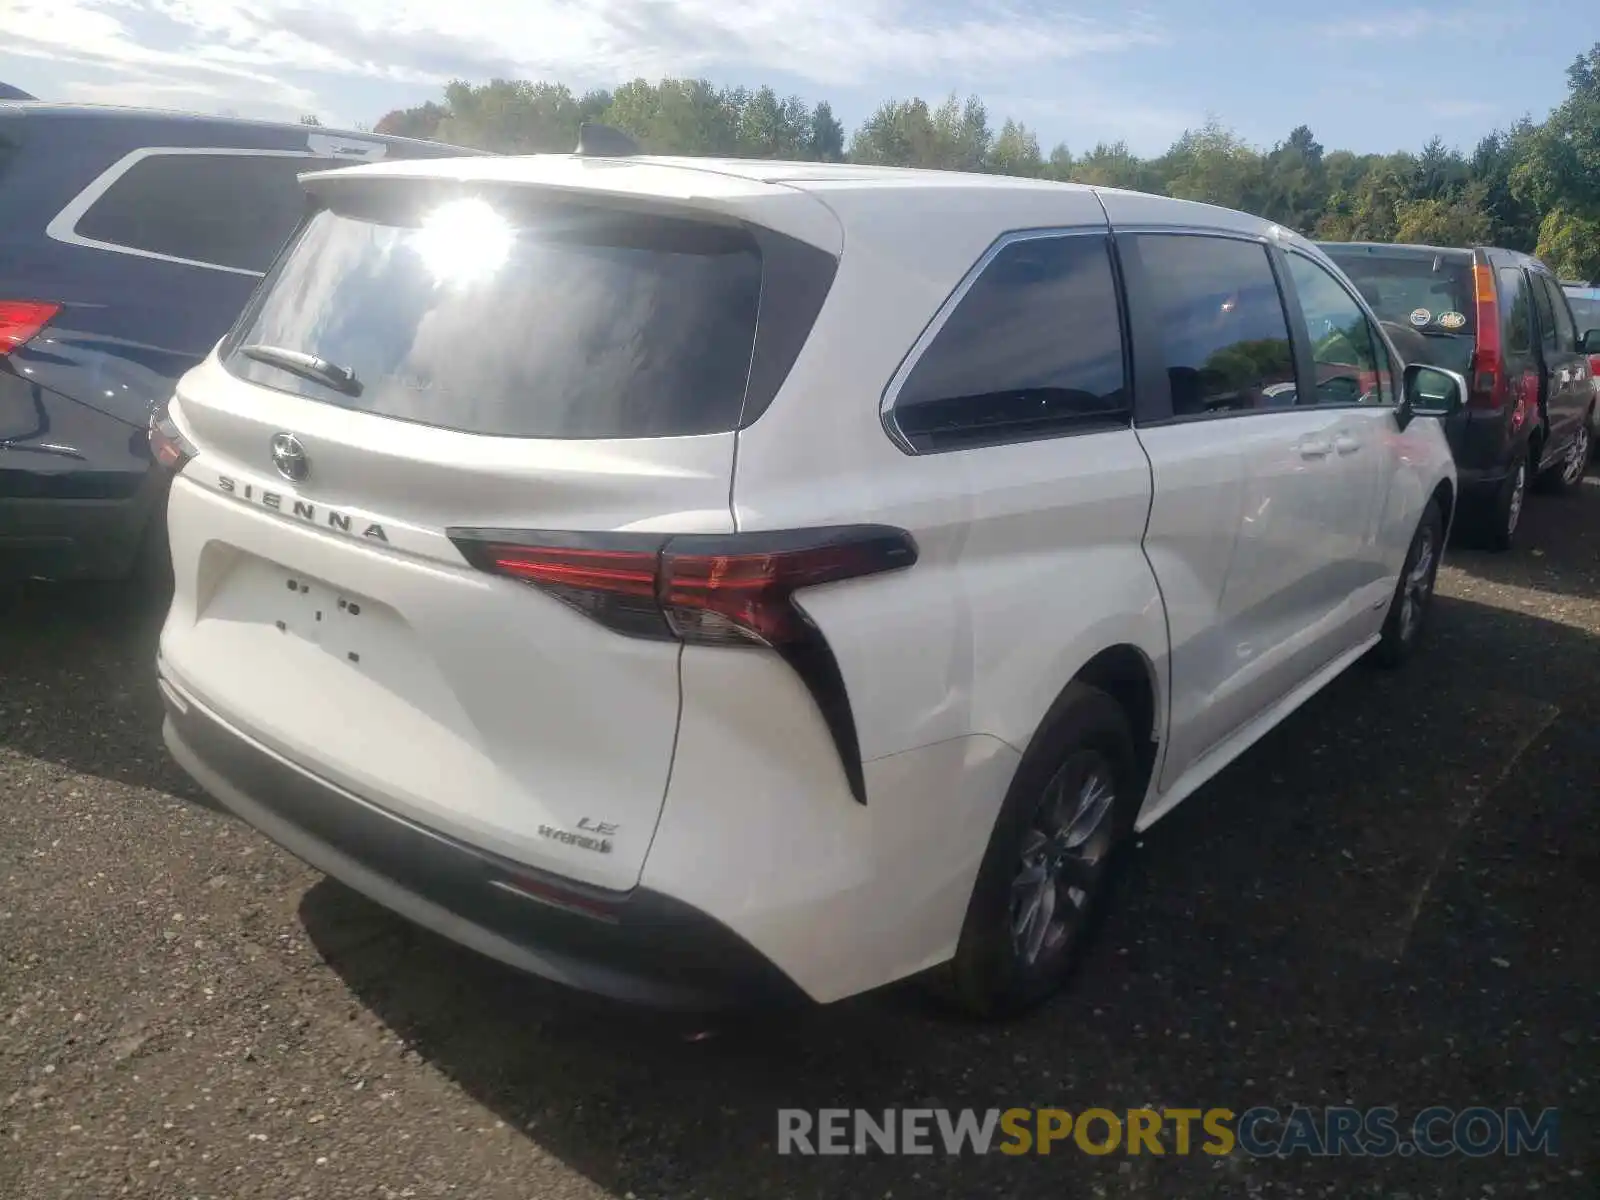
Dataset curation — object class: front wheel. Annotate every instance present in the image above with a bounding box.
[1371,499,1443,669]
[934,685,1138,1019]
[1550,421,1591,494]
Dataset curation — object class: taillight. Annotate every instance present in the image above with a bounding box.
[0,300,60,355]
[1467,262,1504,411]
[450,525,919,803]
[149,400,198,471]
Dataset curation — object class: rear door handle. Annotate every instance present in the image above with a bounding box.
[1334,435,1361,455]
[1295,437,1333,459]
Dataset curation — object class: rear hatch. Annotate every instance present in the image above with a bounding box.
[1319,243,1478,375]
[159,166,837,890]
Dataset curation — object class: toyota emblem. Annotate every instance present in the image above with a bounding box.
[270,433,309,482]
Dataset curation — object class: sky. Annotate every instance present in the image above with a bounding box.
[1,0,1589,157]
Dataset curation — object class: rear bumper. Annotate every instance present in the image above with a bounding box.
[156,663,809,1012]
[0,466,167,581]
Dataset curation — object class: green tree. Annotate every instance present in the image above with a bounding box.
[1042,142,1074,181]
[988,119,1043,177]
[1069,140,1154,190]
[374,100,449,140]
[1534,209,1600,282]
[1260,125,1328,232]
[1513,43,1600,224]
[809,101,845,161]
[602,78,740,155]
[1469,124,1540,250]
[1392,192,1493,245]
[1161,119,1266,213]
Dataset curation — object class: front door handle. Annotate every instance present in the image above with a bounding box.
[1334,435,1361,455]
[1295,437,1333,459]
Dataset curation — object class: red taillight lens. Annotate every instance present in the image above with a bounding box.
[451,525,919,803]
[149,402,198,471]
[1468,262,1503,411]
[0,300,60,356]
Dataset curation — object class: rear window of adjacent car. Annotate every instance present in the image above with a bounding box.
[72,151,330,273]
[1129,234,1296,417]
[1320,247,1476,338]
[889,233,1128,452]
[1564,287,1600,335]
[223,199,764,439]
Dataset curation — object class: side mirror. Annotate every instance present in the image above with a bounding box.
[1579,329,1600,355]
[1396,363,1466,430]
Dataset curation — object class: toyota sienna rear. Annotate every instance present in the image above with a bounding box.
[157,147,1460,1016]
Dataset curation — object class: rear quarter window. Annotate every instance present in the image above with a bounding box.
[67,150,334,273]
[224,198,766,439]
[888,232,1129,452]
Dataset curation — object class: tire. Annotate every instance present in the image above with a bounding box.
[1480,460,1526,552]
[1542,420,1591,496]
[934,684,1139,1019]
[1371,499,1443,669]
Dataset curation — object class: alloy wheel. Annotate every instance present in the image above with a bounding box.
[1399,526,1436,643]
[1564,424,1591,487]
[1008,752,1117,971]
[1506,464,1526,538]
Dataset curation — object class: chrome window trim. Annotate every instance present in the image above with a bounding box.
[45,140,387,277]
[878,225,1119,456]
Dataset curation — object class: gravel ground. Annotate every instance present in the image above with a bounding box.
[3,472,1598,1199]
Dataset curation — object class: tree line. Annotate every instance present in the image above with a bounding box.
[373,45,1600,279]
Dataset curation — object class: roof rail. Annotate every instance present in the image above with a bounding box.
[574,122,639,157]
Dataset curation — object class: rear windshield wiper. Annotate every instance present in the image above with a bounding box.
[239,344,363,397]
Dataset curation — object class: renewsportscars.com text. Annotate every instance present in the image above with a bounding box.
[776,1106,1560,1158]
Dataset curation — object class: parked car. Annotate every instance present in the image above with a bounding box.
[1320,242,1595,550]
[0,102,479,583]
[154,146,1461,1016]
[1560,279,1600,448]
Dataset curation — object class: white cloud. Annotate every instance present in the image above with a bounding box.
[1314,6,1513,39]
[4,0,1166,122]
[1427,99,1498,119]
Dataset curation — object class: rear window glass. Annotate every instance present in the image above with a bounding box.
[74,152,328,273]
[1565,287,1600,335]
[224,200,763,439]
[1566,289,1600,336]
[1319,247,1476,337]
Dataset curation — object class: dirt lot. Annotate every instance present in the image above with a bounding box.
[3,475,1598,1199]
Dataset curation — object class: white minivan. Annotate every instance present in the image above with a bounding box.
[152,142,1461,1016]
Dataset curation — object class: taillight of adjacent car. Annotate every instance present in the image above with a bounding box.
[1467,262,1505,412]
[0,300,59,356]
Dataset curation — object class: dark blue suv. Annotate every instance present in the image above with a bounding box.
[0,103,478,582]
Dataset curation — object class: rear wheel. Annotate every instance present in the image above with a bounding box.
[1481,460,1526,552]
[1372,499,1442,669]
[935,685,1138,1019]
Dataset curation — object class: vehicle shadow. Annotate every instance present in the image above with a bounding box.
[299,593,1600,1198]
[0,577,203,801]
[1444,463,1600,603]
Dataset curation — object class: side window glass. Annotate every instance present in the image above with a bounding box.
[73,152,325,273]
[1539,276,1578,352]
[1532,273,1559,352]
[1499,268,1531,354]
[1131,234,1295,417]
[891,234,1128,452]
[1285,252,1386,407]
